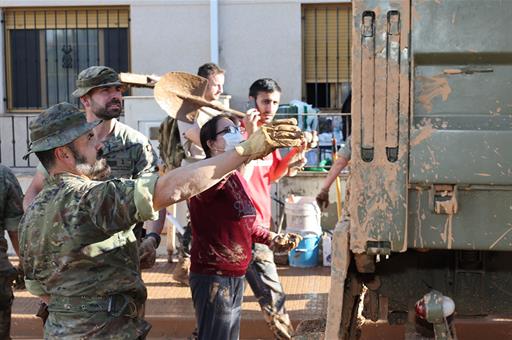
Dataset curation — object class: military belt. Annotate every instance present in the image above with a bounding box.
[48,294,138,318]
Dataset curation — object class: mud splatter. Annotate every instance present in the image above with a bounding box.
[414,189,424,248]
[228,243,247,263]
[220,286,230,302]
[440,214,453,249]
[209,282,220,303]
[417,75,452,113]
[427,146,439,169]
[436,198,458,215]
[411,119,436,147]
[208,242,247,264]
[444,69,462,75]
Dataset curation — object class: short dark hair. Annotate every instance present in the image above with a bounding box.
[35,149,56,171]
[249,78,282,98]
[35,141,80,171]
[197,63,225,79]
[200,114,234,158]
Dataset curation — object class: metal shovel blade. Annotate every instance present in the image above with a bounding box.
[154,72,209,123]
[155,71,247,122]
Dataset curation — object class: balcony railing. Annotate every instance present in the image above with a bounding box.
[0,114,38,168]
[0,109,351,171]
[275,109,351,171]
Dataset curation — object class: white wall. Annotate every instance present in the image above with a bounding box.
[129,0,303,108]
[0,0,348,112]
[219,1,302,110]
[130,2,211,97]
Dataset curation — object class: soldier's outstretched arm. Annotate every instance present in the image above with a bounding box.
[152,118,303,211]
[153,149,248,210]
[82,122,300,236]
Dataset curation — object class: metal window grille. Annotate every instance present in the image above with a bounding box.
[3,6,130,111]
[302,3,352,144]
[0,114,38,168]
[275,107,351,169]
[303,3,352,110]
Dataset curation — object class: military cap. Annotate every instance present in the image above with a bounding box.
[23,102,101,159]
[72,66,123,97]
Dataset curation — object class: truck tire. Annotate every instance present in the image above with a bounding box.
[340,272,363,340]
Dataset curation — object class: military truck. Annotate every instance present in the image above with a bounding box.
[325,1,512,339]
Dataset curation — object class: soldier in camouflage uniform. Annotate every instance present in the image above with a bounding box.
[23,66,162,268]
[19,102,302,339]
[0,164,24,339]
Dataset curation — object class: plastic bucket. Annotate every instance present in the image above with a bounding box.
[285,196,321,236]
[288,233,320,268]
[322,232,332,266]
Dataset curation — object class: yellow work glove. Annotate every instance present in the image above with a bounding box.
[235,118,303,161]
[270,232,303,253]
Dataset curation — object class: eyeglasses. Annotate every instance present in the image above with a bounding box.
[215,126,240,136]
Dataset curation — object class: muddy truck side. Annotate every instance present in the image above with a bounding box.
[326,1,512,339]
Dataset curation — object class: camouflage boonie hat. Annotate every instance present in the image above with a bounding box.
[23,102,101,159]
[72,66,123,97]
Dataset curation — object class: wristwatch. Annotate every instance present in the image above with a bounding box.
[145,232,161,248]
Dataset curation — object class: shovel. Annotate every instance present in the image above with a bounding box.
[154,72,246,123]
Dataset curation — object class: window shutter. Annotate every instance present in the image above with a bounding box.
[4,7,129,30]
[303,4,352,84]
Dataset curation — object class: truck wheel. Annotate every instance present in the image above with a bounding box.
[340,272,363,340]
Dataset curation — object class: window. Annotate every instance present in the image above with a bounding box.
[302,3,352,110]
[4,7,130,111]
[302,3,352,149]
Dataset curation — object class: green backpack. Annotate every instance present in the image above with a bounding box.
[158,116,185,171]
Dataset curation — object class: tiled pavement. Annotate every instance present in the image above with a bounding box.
[11,259,331,339]
[10,260,512,340]
[10,174,332,339]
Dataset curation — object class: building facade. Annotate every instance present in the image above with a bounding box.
[1,0,351,168]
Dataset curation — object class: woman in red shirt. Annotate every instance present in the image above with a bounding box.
[188,114,298,340]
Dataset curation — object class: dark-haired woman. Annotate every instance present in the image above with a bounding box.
[188,114,297,340]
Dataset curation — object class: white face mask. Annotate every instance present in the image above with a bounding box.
[222,131,244,151]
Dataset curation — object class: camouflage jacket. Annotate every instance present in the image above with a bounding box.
[0,165,23,272]
[102,120,158,179]
[37,119,158,180]
[19,172,159,337]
